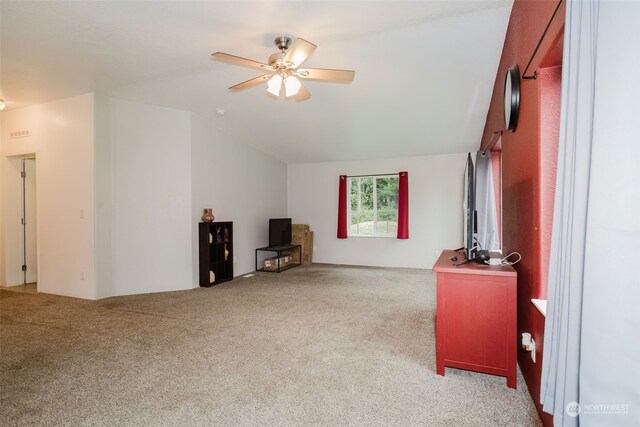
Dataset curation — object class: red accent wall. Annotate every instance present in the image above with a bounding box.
[480,1,565,425]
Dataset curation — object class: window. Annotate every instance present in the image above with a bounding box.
[348,175,398,237]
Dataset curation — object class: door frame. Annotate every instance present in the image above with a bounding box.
[3,153,39,289]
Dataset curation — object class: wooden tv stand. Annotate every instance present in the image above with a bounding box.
[432,250,517,388]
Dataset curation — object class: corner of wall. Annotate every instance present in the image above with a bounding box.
[93,93,113,299]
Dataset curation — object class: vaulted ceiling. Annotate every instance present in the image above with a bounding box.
[0,1,513,163]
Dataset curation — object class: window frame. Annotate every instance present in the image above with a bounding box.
[347,174,399,238]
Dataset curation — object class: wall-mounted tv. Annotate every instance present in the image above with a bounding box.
[269,218,292,248]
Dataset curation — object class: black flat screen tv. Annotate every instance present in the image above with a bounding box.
[269,218,292,248]
[463,153,478,261]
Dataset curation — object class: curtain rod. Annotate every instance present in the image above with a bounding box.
[481,130,503,156]
[522,0,564,80]
[346,173,399,178]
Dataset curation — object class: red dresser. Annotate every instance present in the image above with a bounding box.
[432,250,517,388]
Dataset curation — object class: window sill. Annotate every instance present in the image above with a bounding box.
[531,298,547,317]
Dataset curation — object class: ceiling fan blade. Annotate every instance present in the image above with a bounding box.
[283,38,317,68]
[228,74,272,92]
[293,83,311,102]
[212,52,273,72]
[296,68,355,83]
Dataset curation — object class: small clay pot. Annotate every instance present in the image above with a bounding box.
[201,208,215,223]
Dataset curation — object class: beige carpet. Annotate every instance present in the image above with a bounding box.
[0,264,541,426]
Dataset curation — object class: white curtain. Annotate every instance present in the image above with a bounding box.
[541,1,640,426]
[475,151,500,251]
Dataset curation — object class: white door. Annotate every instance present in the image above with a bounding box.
[24,159,37,284]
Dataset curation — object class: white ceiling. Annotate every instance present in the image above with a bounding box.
[0,1,512,164]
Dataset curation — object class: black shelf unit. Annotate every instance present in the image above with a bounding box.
[199,221,233,287]
[255,244,302,273]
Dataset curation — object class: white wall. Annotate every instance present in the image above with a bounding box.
[0,93,97,298]
[97,98,192,297]
[191,114,287,280]
[3,94,285,298]
[287,154,466,269]
[3,92,456,296]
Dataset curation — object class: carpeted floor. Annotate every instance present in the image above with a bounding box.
[0,264,541,426]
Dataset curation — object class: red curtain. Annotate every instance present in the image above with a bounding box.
[397,171,409,239]
[337,175,348,238]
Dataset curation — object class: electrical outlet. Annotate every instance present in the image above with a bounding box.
[313,245,317,252]
[530,338,536,363]
[80,271,85,280]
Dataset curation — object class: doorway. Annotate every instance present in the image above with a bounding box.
[2,155,38,292]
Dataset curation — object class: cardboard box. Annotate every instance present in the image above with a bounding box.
[263,255,291,271]
[292,224,309,243]
[292,224,313,265]
[307,231,313,264]
[263,257,278,271]
[292,224,308,258]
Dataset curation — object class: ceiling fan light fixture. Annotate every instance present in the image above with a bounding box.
[284,76,301,97]
[213,35,355,102]
[266,74,283,97]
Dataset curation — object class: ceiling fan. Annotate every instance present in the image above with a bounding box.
[212,36,355,102]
